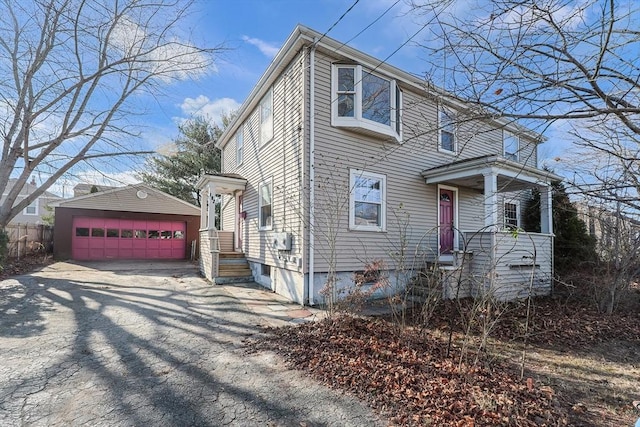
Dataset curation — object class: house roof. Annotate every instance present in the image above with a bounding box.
[196,174,247,194]
[217,24,546,150]
[3,178,61,199]
[73,183,119,197]
[421,155,563,192]
[51,183,200,216]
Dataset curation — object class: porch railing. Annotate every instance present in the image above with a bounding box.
[458,231,553,300]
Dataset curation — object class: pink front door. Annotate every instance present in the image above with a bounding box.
[439,189,454,254]
[72,217,186,260]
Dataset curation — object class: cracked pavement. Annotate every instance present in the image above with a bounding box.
[0,261,385,426]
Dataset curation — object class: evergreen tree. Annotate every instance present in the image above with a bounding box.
[523,180,597,275]
[140,116,229,206]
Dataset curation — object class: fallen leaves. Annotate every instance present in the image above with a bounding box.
[250,315,570,426]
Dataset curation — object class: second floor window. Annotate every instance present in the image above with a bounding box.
[236,127,244,166]
[332,64,401,141]
[503,131,519,161]
[439,106,456,153]
[260,88,273,145]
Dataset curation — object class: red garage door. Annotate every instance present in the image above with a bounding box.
[72,217,186,260]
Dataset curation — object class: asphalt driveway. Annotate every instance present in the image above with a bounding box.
[0,261,383,426]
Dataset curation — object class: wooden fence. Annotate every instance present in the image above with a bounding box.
[4,223,54,259]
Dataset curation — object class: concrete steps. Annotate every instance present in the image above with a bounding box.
[216,252,253,284]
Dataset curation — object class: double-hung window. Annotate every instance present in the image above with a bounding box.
[504,201,519,229]
[24,198,38,215]
[439,106,456,153]
[503,131,519,161]
[349,169,386,232]
[260,88,273,146]
[332,65,402,141]
[236,127,244,166]
[258,179,272,230]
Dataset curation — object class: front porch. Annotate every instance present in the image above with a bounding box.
[421,155,562,300]
[196,174,251,284]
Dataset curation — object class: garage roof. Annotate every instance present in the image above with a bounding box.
[52,183,200,216]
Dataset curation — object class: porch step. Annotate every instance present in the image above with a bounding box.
[215,276,256,285]
[218,269,253,277]
[216,252,253,282]
[219,252,246,259]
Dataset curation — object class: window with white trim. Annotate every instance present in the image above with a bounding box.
[332,64,402,141]
[439,106,456,153]
[349,169,386,231]
[504,201,519,229]
[24,198,38,215]
[260,88,273,145]
[236,127,244,166]
[503,131,519,161]
[258,179,272,230]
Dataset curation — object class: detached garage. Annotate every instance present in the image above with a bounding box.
[53,184,200,261]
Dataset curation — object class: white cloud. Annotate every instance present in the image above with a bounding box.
[178,95,240,126]
[111,15,215,82]
[242,36,280,58]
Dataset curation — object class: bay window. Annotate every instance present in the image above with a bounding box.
[332,65,401,141]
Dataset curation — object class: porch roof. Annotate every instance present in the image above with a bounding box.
[421,155,562,192]
[196,173,247,194]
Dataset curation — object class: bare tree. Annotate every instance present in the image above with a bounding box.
[0,0,221,229]
[410,0,640,131]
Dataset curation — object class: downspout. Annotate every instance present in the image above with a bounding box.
[308,40,317,305]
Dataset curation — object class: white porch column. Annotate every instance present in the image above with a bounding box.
[540,185,553,234]
[200,186,207,229]
[207,183,217,230]
[483,171,499,231]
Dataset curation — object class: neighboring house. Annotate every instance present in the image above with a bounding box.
[197,25,561,304]
[1,178,61,225]
[577,202,640,259]
[52,183,200,261]
[73,183,119,197]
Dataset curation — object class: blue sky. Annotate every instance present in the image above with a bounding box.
[56,0,437,193]
[57,0,571,193]
[154,0,427,135]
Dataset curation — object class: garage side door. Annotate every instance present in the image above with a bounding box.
[72,217,186,260]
